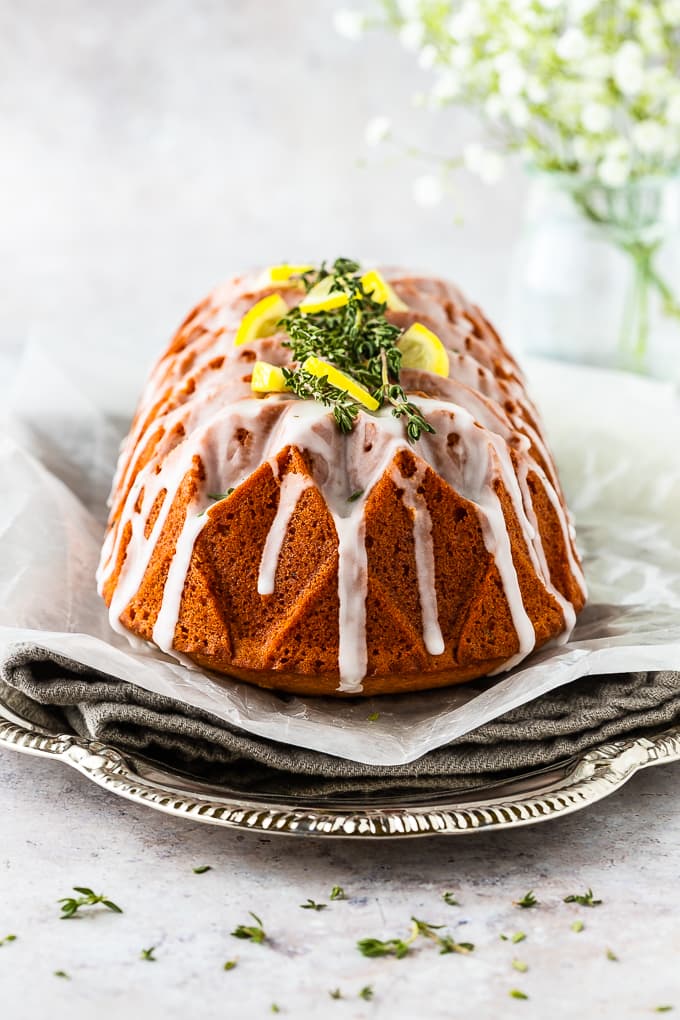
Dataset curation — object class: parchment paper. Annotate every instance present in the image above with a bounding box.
[1,343,678,766]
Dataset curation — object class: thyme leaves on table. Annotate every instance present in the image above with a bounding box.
[564,888,602,907]
[231,912,266,944]
[58,888,123,919]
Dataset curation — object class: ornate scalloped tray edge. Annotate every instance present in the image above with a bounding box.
[2,703,679,838]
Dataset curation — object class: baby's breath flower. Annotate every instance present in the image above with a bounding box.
[631,121,667,155]
[412,173,444,206]
[581,103,611,134]
[464,142,505,183]
[333,8,365,40]
[399,20,425,51]
[364,116,392,146]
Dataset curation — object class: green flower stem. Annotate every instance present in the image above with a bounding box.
[570,189,680,369]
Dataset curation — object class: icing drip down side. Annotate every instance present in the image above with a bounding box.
[97,268,586,694]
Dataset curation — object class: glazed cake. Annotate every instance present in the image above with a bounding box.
[97,260,586,696]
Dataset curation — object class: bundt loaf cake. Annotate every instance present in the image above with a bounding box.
[97,259,586,697]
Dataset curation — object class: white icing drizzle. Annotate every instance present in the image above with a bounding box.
[391,462,445,657]
[98,267,586,691]
[258,472,313,595]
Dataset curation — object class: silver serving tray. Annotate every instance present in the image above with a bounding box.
[2,695,679,838]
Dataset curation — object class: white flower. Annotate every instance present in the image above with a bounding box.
[556,28,588,62]
[631,120,667,155]
[364,116,392,147]
[333,9,364,41]
[507,97,530,128]
[464,142,505,183]
[567,0,599,16]
[412,174,444,207]
[581,103,611,134]
[613,41,644,95]
[396,0,421,17]
[661,0,680,20]
[399,20,425,51]
[526,78,548,104]
[418,44,438,70]
[447,3,483,40]
[430,70,460,102]
[484,94,506,119]
[598,158,630,187]
[494,55,527,98]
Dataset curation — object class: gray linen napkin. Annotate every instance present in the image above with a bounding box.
[2,644,680,797]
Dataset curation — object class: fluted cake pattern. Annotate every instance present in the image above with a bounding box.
[97,269,586,696]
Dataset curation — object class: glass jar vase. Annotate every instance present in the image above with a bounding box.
[508,172,680,384]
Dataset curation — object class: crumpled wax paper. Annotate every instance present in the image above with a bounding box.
[1,342,679,766]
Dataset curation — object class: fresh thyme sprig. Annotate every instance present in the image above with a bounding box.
[231,912,266,944]
[58,887,123,919]
[300,899,326,912]
[563,889,602,907]
[514,890,538,909]
[282,367,360,434]
[358,916,474,960]
[279,258,433,443]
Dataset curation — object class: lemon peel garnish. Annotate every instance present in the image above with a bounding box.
[360,270,408,312]
[234,294,289,347]
[298,276,350,315]
[264,264,313,286]
[251,361,290,393]
[398,322,450,377]
[302,356,379,411]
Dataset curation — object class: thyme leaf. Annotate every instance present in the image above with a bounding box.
[300,899,327,911]
[231,911,266,944]
[0,935,17,947]
[510,989,529,1000]
[54,970,70,980]
[563,888,602,907]
[359,986,374,1001]
[442,891,460,906]
[513,891,538,909]
[193,865,212,874]
[140,947,157,961]
[224,959,237,971]
[330,886,346,901]
[58,888,123,919]
[571,920,585,933]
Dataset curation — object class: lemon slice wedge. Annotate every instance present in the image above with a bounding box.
[263,264,313,286]
[302,356,379,411]
[299,276,350,315]
[398,322,450,377]
[360,269,409,312]
[234,294,289,347]
[251,361,290,393]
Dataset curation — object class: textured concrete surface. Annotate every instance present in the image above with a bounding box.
[2,749,680,1020]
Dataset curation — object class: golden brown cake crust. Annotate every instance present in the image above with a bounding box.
[97,268,586,697]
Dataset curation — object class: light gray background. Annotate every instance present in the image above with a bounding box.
[1,3,679,1018]
[0,0,525,410]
